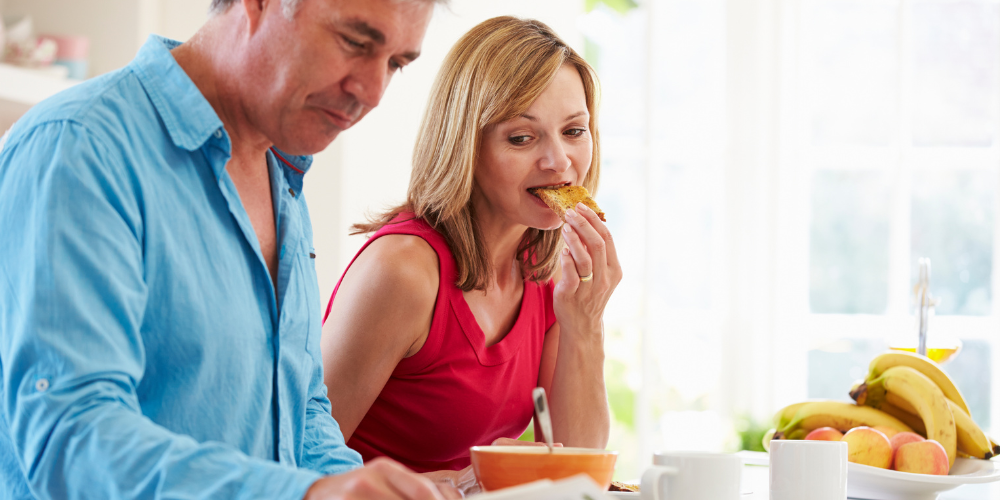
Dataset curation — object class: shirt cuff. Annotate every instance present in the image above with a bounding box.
[241,462,325,500]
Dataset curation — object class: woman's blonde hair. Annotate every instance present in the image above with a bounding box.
[353,16,601,291]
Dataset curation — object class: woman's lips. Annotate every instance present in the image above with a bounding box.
[530,194,550,208]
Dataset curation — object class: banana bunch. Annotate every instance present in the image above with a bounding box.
[770,400,913,441]
[764,351,997,472]
[850,351,998,465]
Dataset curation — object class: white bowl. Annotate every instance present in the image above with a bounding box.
[847,457,1000,500]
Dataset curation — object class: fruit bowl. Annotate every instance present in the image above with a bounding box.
[847,457,1000,500]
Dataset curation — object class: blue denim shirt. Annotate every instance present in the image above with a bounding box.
[0,35,362,500]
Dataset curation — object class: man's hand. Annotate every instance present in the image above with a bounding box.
[304,458,459,500]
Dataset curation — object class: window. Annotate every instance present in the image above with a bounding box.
[584,0,1000,481]
[800,0,999,432]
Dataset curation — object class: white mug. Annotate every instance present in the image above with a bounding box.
[640,451,742,500]
[769,440,847,500]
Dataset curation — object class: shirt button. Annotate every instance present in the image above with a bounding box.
[288,188,296,197]
[214,129,223,138]
[35,379,49,392]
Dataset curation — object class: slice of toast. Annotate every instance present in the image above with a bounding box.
[528,185,606,222]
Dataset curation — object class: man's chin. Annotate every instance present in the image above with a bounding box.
[273,132,342,156]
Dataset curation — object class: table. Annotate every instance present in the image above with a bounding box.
[739,465,1000,499]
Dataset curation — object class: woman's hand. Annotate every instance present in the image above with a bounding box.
[554,203,622,337]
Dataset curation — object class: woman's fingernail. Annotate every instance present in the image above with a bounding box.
[566,209,578,218]
[562,247,569,255]
[563,224,572,233]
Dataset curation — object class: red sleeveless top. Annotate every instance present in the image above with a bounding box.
[323,215,556,472]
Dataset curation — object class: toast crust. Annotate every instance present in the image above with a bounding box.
[527,185,606,222]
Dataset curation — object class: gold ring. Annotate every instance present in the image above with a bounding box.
[579,273,593,282]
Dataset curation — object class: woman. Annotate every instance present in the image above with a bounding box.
[321,16,620,477]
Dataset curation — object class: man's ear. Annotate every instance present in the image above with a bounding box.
[241,0,269,34]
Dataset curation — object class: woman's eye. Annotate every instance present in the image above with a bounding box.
[509,135,531,144]
[565,128,586,137]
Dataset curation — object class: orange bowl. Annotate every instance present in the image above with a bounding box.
[469,446,618,491]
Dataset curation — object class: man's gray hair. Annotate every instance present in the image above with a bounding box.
[209,0,303,18]
[209,0,446,19]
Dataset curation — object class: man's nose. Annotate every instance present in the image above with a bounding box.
[539,137,572,172]
[343,59,389,110]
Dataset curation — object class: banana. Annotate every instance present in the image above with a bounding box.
[762,428,776,452]
[879,398,926,436]
[949,399,994,460]
[772,401,825,429]
[785,428,807,440]
[776,401,913,438]
[854,365,957,468]
[867,351,971,415]
[864,389,992,460]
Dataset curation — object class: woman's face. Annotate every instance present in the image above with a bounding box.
[474,64,593,231]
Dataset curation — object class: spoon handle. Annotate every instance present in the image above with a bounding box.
[532,387,555,452]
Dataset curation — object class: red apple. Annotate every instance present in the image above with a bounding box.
[889,432,925,451]
[805,427,844,441]
[842,427,892,469]
[889,432,926,468]
[893,440,949,475]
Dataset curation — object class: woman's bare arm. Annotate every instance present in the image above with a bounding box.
[539,204,620,448]
[321,234,440,441]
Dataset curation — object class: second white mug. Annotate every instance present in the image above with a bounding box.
[769,439,847,500]
[640,451,742,500]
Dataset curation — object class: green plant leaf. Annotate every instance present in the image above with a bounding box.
[586,0,639,15]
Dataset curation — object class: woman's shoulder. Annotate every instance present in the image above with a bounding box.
[359,233,440,287]
[372,212,447,249]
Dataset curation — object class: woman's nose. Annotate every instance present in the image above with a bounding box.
[538,137,572,172]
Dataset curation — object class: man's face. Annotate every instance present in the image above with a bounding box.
[243,0,433,155]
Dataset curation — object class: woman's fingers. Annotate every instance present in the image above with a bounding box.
[570,204,622,285]
[576,203,619,269]
[564,207,605,281]
[561,222,593,281]
[556,247,580,295]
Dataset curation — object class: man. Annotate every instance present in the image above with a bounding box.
[0,0,449,498]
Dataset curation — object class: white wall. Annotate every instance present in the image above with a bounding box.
[3,0,208,77]
[5,0,145,77]
[304,0,585,304]
[157,0,211,42]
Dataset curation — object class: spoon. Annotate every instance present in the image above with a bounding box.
[532,387,555,453]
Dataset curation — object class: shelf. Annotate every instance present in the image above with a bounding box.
[0,62,76,106]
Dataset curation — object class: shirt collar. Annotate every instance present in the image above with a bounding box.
[268,148,312,195]
[131,35,223,152]
[131,35,314,191]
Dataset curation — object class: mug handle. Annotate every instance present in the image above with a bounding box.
[640,465,679,500]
